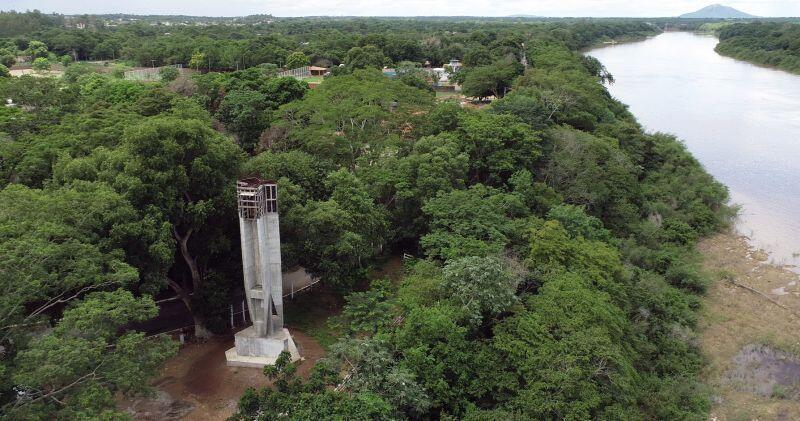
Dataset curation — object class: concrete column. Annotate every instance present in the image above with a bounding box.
[266,213,283,329]
[239,217,264,335]
[256,216,273,336]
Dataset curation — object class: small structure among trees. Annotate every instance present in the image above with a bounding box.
[277,65,329,79]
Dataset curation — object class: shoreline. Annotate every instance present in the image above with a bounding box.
[580,32,660,53]
[698,230,800,419]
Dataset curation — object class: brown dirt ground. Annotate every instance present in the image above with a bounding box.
[119,257,402,420]
[699,231,800,420]
[120,330,324,420]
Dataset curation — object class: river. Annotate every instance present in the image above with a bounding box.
[588,31,800,270]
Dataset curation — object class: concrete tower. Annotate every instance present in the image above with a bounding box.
[226,178,300,367]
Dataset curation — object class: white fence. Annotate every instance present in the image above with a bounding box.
[277,66,312,79]
[124,64,184,81]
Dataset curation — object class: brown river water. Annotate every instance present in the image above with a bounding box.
[589,31,800,271]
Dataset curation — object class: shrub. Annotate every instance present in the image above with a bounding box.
[31,57,50,72]
[159,66,180,82]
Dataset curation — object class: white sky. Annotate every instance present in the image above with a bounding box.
[2,0,799,18]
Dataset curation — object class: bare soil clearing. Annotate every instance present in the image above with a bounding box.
[699,232,800,420]
[119,262,378,419]
[120,330,324,420]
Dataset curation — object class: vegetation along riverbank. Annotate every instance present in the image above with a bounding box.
[0,11,773,419]
[715,21,800,75]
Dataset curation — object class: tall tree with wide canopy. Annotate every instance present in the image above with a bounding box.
[278,69,433,170]
[119,117,242,336]
[0,182,176,418]
[56,116,243,336]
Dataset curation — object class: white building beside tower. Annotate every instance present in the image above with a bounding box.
[226,179,300,367]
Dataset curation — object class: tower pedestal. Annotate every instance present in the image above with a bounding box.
[225,327,301,368]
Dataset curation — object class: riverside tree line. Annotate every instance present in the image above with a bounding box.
[0,13,730,420]
[716,21,800,75]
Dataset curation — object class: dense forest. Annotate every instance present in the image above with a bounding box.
[716,21,800,74]
[0,13,660,70]
[0,12,731,420]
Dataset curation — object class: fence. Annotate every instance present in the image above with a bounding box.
[277,66,312,79]
[124,64,184,81]
[144,271,322,340]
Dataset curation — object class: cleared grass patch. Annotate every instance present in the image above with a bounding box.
[283,285,344,349]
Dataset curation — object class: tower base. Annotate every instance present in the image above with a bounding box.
[225,327,301,368]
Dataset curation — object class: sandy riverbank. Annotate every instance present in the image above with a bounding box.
[699,231,800,420]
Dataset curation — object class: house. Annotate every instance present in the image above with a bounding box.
[448,59,462,72]
[424,67,449,85]
[308,66,328,76]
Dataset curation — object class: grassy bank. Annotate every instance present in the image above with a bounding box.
[699,232,800,419]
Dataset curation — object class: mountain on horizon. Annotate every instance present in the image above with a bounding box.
[679,4,757,19]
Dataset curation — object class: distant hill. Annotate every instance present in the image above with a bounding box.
[680,4,757,19]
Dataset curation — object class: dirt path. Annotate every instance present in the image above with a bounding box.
[121,330,324,420]
[699,232,800,420]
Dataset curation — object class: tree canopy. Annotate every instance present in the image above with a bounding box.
[0,15,732,420]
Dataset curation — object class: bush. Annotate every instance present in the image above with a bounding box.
[0,51,16,68]
[159,66,180,82]
[111,63,129,79]
[31,57,50,71]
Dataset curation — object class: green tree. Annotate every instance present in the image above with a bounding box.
[285,170,388,287]
[189,51,206,70]
[232,350,394,420]
[546,204,611,242]
[59,54,73,67]
[215,89,271,153]
[0,183,177,418]
[25,40,48,60]
[158,66,180,82]
[328,338,431,416]
[489,90,550,129]
[31,57,50,72]
[279,69,432,169]
[442,256,519,324]
[421,184,528,260]
[0,48,17,68]
[62,62,97,83]
[393,303,498,415]
[461,61,522,100]
[542,127,639,232]
[462,46,494,67]
[56,117,242,336]
[456,111,541,185]
[285,51,310,69]
[342,279,394,334]
[345,45,387,70]
[493,273,638,419]
[0,64,8,78]
[10,291,177,419]
[386,132,469,241]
